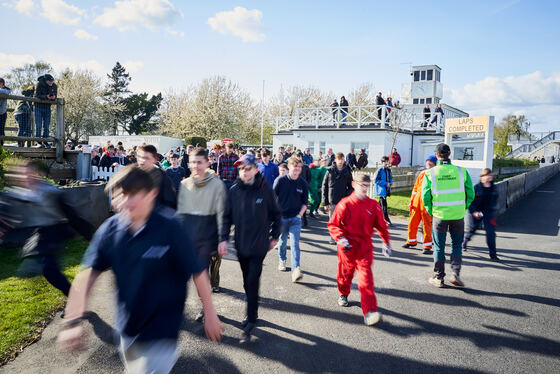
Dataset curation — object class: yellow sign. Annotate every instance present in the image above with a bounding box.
[445,116,489,134]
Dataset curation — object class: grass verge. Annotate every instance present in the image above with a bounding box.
[0,238,88,365]
[384,190,412,218]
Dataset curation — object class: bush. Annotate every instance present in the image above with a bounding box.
[493,158,539,168]
[0,148,15,190]
[184,136,207,148]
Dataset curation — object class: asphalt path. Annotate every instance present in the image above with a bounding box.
[2,174,560,373]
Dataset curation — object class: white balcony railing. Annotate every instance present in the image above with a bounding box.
[274,105,445,133]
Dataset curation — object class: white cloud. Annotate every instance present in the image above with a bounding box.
[40,0,84,25]
[2,0,35,16]
[122,60,144,73]
[165,28,184,37]
[208,6,265,42]
[446,71,560,131]
[74,29,99,40]
[94,0,182,32]
[0,53,36,73]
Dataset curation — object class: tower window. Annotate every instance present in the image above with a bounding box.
[427,69,433,80]
[413,98,419,104]
[420,98,425,104]
[426,98,432,104]
[421,71,426,80]
[435,70,440,82]
[414,71,419,81]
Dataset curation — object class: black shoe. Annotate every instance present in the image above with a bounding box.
[240,322,256,344]
[402,243,416,249]
[241,316,258,328]
[422,249,433,255]
[309,212,316,219]
[302,217,308,227]
[212,286,220,293]
[462,246,468,252]
[490,256,500,262]
[43,142,51,149]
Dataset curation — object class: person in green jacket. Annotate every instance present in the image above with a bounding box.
[308,159,327,218]
[422,143,474,288]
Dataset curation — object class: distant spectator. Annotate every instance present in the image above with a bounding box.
[373,156,393,225]
[431,104,444,125]
[137,144,177,210]
[540,156,545,163]
[161,150,173,169]
[550,155,556,163]
[346,148,358,170]
[331,99,339,122]
[14,85,34,147]
[258,149,280,187]
[357,149,368,169]
[91,147,100,167]
[389,148,401,167]
[394,100,401,109]
[209,152,218,172]
[34,74,57,148]
[278,162,289,177]
[386,97,393,113]
[180,145,194,178]
[64,141,73,151]
[302,148,313,165]
[283,147,293,161]
[115,146,131,166]
[274,152,285,165]
[340,96,349,123]
[218,142,239,190]
[99,145,117,169]
[318,151,323,160]
[166,153,187,193]
[0,78,11,147]
[423,104,431,127]
[376,92,386,123]
[127,149,136,164]
[326,148,335,167]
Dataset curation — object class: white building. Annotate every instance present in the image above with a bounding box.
[272,64,470,167]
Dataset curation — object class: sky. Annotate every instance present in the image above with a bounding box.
[1,0,559,132]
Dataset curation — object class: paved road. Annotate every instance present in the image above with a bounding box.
[3,174,560,373]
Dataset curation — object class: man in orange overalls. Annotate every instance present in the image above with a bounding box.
[403,155,437,254]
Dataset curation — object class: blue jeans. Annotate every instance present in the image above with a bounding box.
[34,106,51,138]
[341,111,347,123]
[15,113,32,137]
[432,218,464,279]
[278,216,302,269]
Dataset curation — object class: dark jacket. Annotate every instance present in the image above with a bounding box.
[223,173,282,258]
[98,153,116,169]
[468,182,498,218]
[376,95,386,106]
[346,153,358,169]
[34,75,57,109]
[301,164,311,184]
[340,99,349,113]
[322,165,353,206]
[357,153,368,169]
[179,154,192,178]
[423,106,431,119]
[91,154,100,167]
[327,153,335,167]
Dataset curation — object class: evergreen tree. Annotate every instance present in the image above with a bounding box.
[104,62,131,135]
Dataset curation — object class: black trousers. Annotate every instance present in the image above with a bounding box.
[43,255,71,296]
[238,254,266,323]
[0,112,6,145]
[379,196,390,222]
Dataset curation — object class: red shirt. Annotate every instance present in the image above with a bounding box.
[390,152,401,166]
[328,193,390,248]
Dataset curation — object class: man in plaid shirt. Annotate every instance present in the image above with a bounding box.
[218,142,239,190]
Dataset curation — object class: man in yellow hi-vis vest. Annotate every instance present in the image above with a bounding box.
[422,143,475,288]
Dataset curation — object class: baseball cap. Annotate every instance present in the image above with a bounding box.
[426,155,438,164]
[234,153,257,167]
[435,143,450,155]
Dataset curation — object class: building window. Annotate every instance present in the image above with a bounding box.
[421,70,426,80]
[413,98,419,104]
[427,69,433,80]
[435,70,440,82]
[426,98,432,104]
[351,142,369,153]
[413,71,419,81]
[308,141,315,155]
[319,141,326,154]
[419,98,425,104]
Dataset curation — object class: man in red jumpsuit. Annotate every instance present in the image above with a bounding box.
[328,173,392,326]
[403,155,437,254]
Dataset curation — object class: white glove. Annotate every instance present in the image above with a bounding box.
[382,243,392,257]
[337,237,352,252]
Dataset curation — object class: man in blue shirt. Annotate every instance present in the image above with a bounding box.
[302,148,314,165]
[58,165,223,373]
[273,156,308,282]
[258,149,279,186]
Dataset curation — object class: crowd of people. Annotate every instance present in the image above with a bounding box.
[0,137,502,373]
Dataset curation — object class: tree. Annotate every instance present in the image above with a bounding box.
[159,76,261,143]
[494,114,531,156]
[104,62,131,135]
[347,82,377,106]
[57,69,111,143]
[5,61,53,94]
[122,93,163,135]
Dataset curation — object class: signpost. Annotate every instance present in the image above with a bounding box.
[445,115,494,183]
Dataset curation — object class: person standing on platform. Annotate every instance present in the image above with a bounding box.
[462,168,499,261]
[328,173,392,326]
[403,155,437,254]
[422,143,475,288]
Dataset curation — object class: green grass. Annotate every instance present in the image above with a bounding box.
[0,238,88,365]
[493,158,539,168]
[384,190,412,218]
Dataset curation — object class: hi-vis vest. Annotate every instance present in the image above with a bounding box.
[425,164,468,220]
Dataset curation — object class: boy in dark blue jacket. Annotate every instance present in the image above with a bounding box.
[462,168,499,261]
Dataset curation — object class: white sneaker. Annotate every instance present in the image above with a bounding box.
[278,260,287,271]
[291,267,303,282]
[364,311,382,326]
